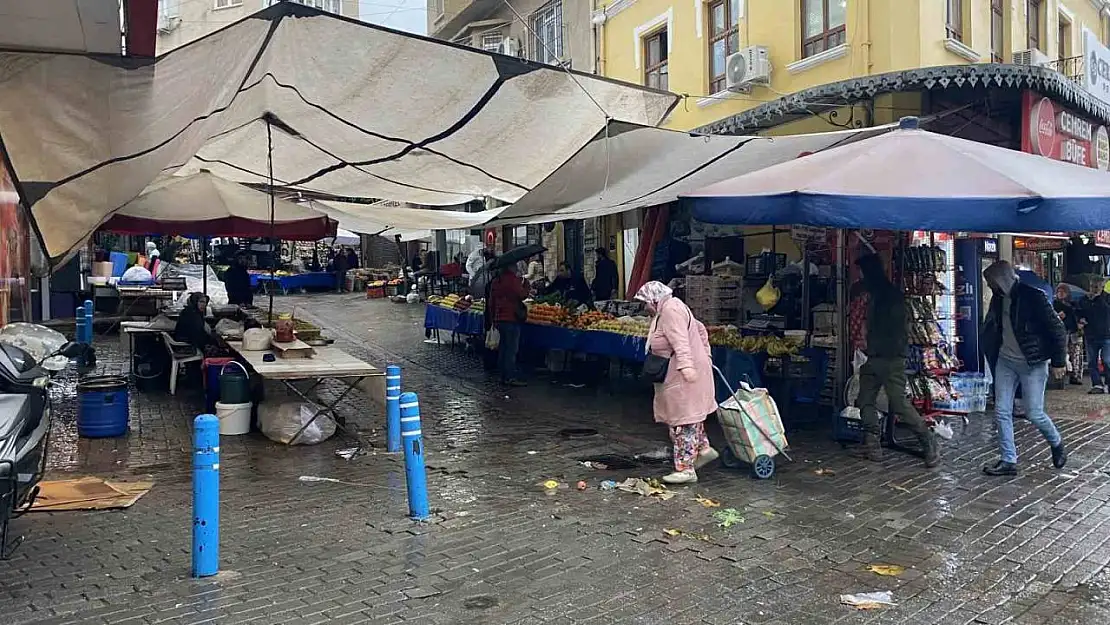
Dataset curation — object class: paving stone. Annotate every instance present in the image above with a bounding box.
[6,294,1110,624]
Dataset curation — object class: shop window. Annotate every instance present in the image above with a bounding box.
[802,0,846,59]
[946,0,963,42]
[644,28,668,90]
[708,0,740,93]
[991,0,1005,62]
[1027,0,1042,51]
[1058,14,1072,61]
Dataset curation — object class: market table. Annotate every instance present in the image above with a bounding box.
[226,341,384,443]
[251,272,337,295]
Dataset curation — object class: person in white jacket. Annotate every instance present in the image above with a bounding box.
[466,246,494,279]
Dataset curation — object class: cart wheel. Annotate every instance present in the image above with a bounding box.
[751,455,775,480]
[720,446,744,469]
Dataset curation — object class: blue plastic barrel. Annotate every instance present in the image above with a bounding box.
[77,376,130,438]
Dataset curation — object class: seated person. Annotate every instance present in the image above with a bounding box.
[174,293,223,355]
[545,262,593,306]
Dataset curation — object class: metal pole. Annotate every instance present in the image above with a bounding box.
[399,392,430,520]
[201,237,209,295]
[267,119,276,323]
[192,414,220,578]
[385,365,402,453]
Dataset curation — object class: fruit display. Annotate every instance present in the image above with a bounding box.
[367,280,387,288]
[707,326,743,349]
[569,310,615,330]
[737,335,800,356]
[590,316,651,337]
[527,303,571,326]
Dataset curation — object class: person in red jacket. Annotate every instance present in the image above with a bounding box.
[488,265,530,386]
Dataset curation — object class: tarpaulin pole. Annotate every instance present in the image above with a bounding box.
[267,118,276,323]
[202,237,209,295]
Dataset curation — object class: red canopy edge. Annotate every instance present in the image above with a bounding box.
[100,214,339,240]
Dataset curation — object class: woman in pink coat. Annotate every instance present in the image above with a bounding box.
[635,281,719,484]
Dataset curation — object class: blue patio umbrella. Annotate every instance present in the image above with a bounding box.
[684,117,1110,233]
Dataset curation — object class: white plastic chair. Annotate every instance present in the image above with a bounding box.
[161,332,203,395]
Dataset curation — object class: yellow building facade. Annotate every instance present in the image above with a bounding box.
[596,0,1110,132]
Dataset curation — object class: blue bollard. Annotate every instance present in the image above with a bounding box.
[75,306,86,345]
[192,414,220,578]
[399,392,430,521]
[385,365,402,453]
[83,299,94,343]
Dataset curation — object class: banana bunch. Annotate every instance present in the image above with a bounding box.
[738,335,800,356]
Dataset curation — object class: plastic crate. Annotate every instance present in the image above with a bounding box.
[745,253,787,277]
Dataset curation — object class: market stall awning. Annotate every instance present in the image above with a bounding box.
[0,2,677,266]
[489,120,893,225]
[312,200,501,240]
[0,0,123,54]
[686,118,1110,232]
[101,171,337,240]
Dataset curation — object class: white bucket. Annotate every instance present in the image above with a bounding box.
[215,401,252,435]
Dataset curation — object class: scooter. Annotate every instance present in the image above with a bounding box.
[0,340,86,559]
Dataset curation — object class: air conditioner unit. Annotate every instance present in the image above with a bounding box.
[498,37,521,57]
[1013,48,1051,67]
[725,45,771,92]
[157,14,180,34]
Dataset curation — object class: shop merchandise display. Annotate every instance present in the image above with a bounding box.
[900,244,957,408]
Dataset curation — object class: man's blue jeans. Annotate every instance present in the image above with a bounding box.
[994,356,1061,464]
[1086,336,1110,386]
[495,322,521,382]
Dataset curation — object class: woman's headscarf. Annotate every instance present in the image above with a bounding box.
[634,281,673,308]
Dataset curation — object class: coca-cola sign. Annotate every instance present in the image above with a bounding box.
[1022,91,1110,170]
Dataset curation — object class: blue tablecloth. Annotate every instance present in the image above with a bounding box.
[424,305,484,336]
[251,272,337,291]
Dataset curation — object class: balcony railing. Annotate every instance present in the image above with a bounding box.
[1045,55,1085,84]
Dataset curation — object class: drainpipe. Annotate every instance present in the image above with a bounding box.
[860,0,872,75]
[591,1,606,75]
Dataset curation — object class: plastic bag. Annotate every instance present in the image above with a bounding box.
[121,266,153,283]
[755,278,780,310]
[259,401,336,445]
[845,349,889,412]
[214,318,244,340]
[485,326,501,350]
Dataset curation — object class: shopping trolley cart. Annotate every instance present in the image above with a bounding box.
[713,365,792,479]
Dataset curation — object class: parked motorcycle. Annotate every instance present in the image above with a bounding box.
[0,338,86,558]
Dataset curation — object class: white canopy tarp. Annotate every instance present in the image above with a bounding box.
[0,2,676,265]
[105,171,335,235]
[491,121,895,225]
[311,200,500,241]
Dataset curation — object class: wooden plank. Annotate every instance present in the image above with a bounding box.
[226,342,382,380]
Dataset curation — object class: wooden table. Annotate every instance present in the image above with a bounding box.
[226,342,383,443]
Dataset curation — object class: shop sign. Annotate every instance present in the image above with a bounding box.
[790,224,826,242]
[981,239,998,255]
[1096,230,1110,246]
[1022,91,1110,170]
[1084,29,1110,109]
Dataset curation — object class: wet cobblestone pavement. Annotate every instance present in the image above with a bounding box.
[5,293,1110,624]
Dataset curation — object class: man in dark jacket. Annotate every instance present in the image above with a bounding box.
[853,254,939,467]
[981,261,1068,476]
[1077,277,1110,393]
[222,252,254,307]
[591,247,619,301]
